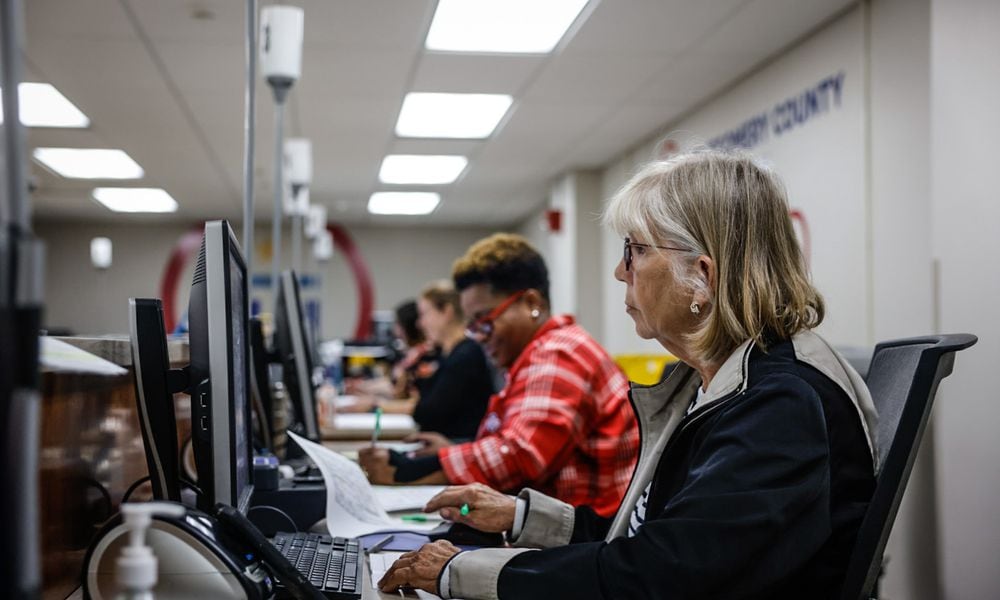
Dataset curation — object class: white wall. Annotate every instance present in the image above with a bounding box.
[37,220,196,336]
[572,171,605,337]
[869,0,939,596]
[36,220,494,339]
[598,7,869,353]
[929,0,1000,597]
[546,174,578,318]
[516,172,604,339]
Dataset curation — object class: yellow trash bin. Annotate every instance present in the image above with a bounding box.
[614,354,677,386]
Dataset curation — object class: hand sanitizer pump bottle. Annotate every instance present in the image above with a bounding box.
[115,503,186,600]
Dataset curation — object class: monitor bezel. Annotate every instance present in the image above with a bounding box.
[277,269,320,441]
[128,297,182,502]
[203,219,254,512]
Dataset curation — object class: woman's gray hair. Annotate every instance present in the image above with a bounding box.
[603,149,824,363]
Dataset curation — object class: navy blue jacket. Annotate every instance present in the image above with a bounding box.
[494,336,876,599]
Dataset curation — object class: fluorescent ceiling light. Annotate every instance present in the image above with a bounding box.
[368,192,441,215]
[33,148,144,179]
[426,0,589,54]
[379,154,469,185]
[0,83,90,128]
[396,93,512,138]
[93,188,178,213]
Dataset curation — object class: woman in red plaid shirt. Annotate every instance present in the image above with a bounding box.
[360,233,638,517]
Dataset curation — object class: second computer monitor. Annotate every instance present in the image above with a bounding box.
[128,297,182,502]
[274,270,320,442]
[187,219,253,512]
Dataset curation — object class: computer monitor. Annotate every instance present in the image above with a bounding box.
[273,269,320,442]
[249,316,275,450]
[128,298,182,502]
[188,219,254,513]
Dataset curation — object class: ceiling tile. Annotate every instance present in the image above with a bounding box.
[23,0,858,226]
[412,53,543,94]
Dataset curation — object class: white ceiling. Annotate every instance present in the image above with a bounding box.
[22,0,853,227]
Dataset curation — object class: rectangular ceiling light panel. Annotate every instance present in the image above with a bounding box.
[396,92,513,138]
[426,0,590,53]
[93,187,178,213]
[0,83,90,128]
[379,154,469,184]
[33,148,144,179]
[368,192,441,215]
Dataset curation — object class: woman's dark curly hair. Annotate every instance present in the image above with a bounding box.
[452,233,550,303]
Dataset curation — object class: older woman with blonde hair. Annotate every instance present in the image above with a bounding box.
[377,150,879,600]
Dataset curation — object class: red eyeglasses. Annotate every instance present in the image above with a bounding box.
[465,290,527,341]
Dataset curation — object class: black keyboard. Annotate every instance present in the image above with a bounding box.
[272,532,362,599]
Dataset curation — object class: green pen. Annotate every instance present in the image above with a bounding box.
[460,503,471,516]
[400,514,432,522]
[371,406,383,447]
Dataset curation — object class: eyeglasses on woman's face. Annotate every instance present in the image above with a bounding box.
[622,237,689,271]
[464,289,527,341]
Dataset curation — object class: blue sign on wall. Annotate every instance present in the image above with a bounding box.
[708,71,846,150]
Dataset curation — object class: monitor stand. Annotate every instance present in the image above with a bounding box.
[250,478,326,536]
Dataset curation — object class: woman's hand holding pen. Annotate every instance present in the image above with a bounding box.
[358,447,396,485]
[424,483,516,533]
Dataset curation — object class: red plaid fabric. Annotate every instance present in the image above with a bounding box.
[439,315,638,517]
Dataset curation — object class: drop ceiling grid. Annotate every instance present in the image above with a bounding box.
[21,0,860,226]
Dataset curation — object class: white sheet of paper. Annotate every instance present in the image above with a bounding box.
[373,485,446,513]
[334,394,360,409]
[286,431,439,538]
[334,413,416,432]
[40,337,128,376]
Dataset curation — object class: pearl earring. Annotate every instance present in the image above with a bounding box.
[690,302,700,314]
[530,309,540,319]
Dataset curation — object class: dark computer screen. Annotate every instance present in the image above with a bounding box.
[230,253,250,507]
[249,317,275,450]
[128,298,182,502]
[274,269,320,442]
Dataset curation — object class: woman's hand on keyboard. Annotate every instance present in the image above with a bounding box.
[378,540,459,595]
[424,483,516,533]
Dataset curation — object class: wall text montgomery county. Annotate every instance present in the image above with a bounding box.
[708,72,846,150]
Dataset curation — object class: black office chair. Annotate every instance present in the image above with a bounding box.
[839,333,978,600]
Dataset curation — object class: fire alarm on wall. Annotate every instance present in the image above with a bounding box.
[545,209,562,232]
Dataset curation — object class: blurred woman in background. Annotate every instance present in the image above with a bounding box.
[409,280,495,441]
[389,298,439,402]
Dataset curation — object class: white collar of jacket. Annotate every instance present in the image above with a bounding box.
[609,331,879,541]
[790,330,879,472]
[629,330,879,476]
